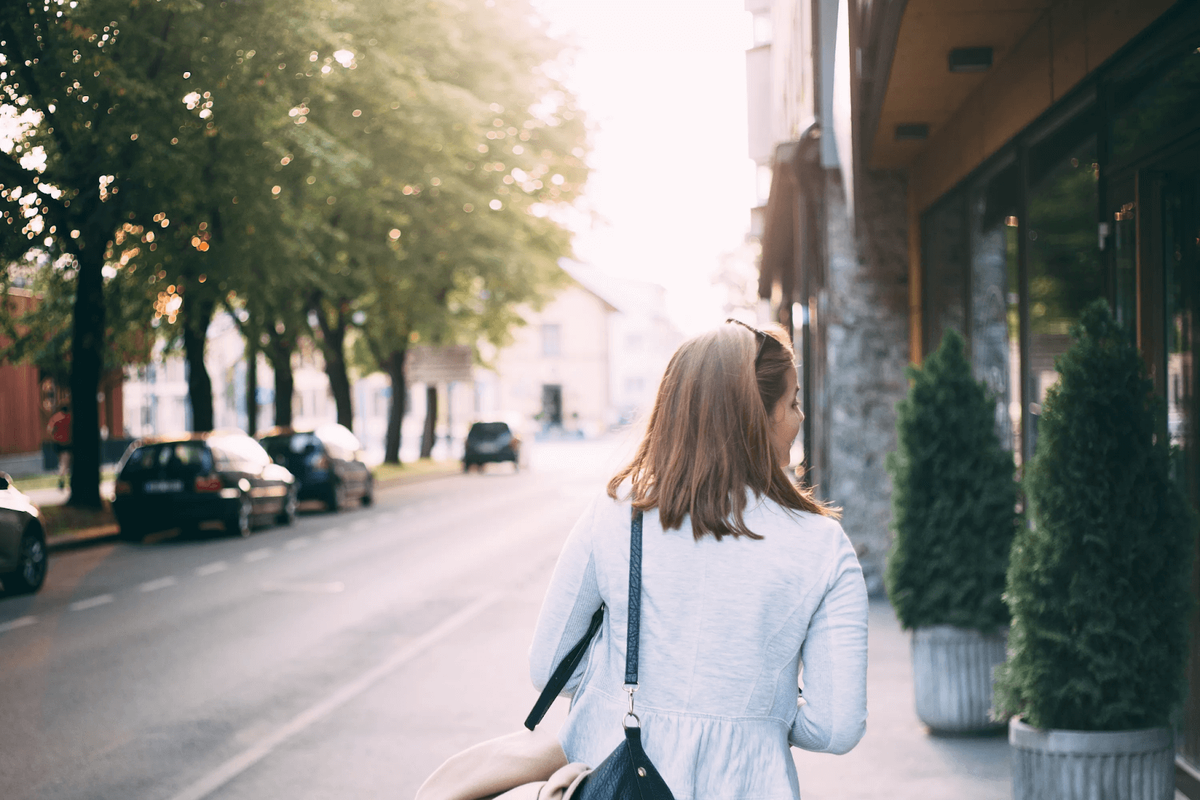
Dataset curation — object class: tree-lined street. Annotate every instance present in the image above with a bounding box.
[1,0,588,506]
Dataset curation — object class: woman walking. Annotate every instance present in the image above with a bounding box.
[529,320,868,800]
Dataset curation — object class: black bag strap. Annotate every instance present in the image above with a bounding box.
[524,509,644,731]
[524,605,604,730]
[624,509,643,686]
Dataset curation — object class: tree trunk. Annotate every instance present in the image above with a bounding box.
[420,384,438,459]
[182,292,216,432]
[245,335,259,436]
[384,349,407,464]
[66,244,105,509]
[265,334,294,427]
[311,294,354,429]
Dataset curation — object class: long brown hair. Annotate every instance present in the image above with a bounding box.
[608,322,837,540]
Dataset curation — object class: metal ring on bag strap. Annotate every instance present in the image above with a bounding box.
[623,684,640,729]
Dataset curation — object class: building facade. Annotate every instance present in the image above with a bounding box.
[749,0,1200,790]
[473,268,618,439]
[0,288,124,476]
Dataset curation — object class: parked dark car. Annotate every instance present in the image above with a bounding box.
[463,422,520,472]
[112,431,297,540]
[0,472,47,595]
[256,424,373,511]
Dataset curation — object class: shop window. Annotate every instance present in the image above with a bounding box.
[1111,38,1200,165]
[969,160,1021,458]
[542,324,561,357]
[1026,116,1105,453]
[920,192,969,356]
[1164,174,1200,499]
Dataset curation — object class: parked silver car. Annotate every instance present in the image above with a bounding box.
[0,472,48,595]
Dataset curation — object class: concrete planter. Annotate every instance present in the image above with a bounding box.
[1010,717,1174,800]
[911,625,1007,733]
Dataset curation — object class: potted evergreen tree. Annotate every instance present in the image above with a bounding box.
[886,329,1019,733]
[995,301,1194,799]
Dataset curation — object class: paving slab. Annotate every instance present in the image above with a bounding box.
[793,599,1011,799]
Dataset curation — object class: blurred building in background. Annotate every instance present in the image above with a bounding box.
[558,260,684,428]
[121,260,679,461]
[747,0,1200,790]
[0,287,124,477]
[473,266,616,440]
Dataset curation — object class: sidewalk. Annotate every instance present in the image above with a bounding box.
[793,599,1011,800]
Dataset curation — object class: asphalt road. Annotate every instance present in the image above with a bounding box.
[0,438,635,800]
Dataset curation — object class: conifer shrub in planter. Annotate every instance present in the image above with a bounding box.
[885,329,1019,733]
[995,301,1194,800]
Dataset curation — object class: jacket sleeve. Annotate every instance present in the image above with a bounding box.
[789,528,869,754]
[529,494,606,696]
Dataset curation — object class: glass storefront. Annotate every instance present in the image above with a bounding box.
[921,195,968,356]
[1026,119,1104,457]
[969,161,1020,457]
[920,8,1200,783]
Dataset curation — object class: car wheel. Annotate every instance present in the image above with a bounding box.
[118,518,145,542]
[277,484,298,526]
[2,526,48,595]
[228,494,253,537]
[360,476,374,507]
[325,480,345,513]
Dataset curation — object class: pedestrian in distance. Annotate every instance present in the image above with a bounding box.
[47,404,72,490]
[417,320,869,800]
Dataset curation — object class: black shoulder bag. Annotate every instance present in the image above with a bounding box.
[523,510,675,800]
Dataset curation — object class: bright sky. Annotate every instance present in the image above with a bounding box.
[533,0,756,335]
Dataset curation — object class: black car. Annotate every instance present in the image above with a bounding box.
[0,472,47,595]
[112,432,297,540]
[257,424,373,511]
[463,422,520,472]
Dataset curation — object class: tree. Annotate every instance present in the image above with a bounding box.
[0,0,204,506]
[994,301,1194,730]
[329,0,589,462]
[885,329,1019,632]
[2,0,589,479]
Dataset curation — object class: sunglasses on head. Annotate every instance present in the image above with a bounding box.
[725,318,770,367]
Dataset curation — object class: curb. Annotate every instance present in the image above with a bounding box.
[44,463,462,554]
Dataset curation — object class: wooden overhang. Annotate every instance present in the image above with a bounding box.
[862,0,1054,172]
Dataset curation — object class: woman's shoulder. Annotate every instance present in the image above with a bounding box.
[754,496,853,549]
[575,488,634,532]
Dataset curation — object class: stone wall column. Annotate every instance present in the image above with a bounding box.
[821,168,909,594]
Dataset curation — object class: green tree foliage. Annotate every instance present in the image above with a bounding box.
[885,329,1019,632]
[0,0,201,505]
[309,0,587,461]
[2,0,587,474]
[1027,145,1104,336]
[994,301,1194,730]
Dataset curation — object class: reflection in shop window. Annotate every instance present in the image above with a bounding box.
[1112,41,1200,163]
[1026,121,1104,455]
[970,161,1021,461]
[1164,174,1199,503]
[921,193,969,356]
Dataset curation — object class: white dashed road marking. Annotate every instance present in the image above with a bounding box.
[284,537,309,551]
[70,594,115,611]
[244,548,271,563]
[196,561,228,577]
[0,615,37,632]
[318,530,341,541]
[139,577,177,593]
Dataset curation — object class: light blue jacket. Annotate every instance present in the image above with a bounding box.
[530,490,868,800]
